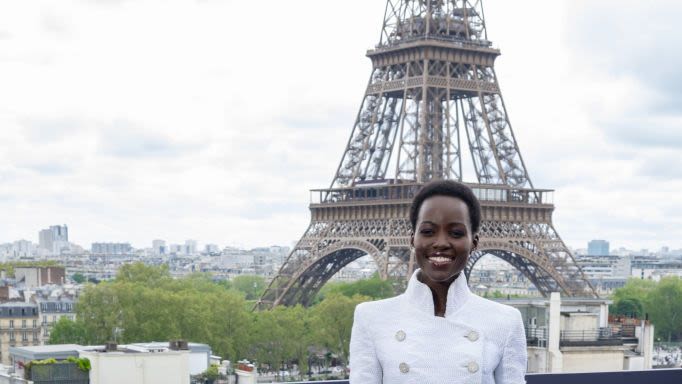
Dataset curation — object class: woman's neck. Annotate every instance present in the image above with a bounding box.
[418,272,458,317]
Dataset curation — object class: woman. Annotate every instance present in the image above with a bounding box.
[349,180,527,384]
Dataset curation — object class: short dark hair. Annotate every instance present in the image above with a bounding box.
[409,180,481,234]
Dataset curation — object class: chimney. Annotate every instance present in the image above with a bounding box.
[105,342,117,352]
[169,339,189,351]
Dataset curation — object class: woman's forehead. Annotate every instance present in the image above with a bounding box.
[418,195,469,221]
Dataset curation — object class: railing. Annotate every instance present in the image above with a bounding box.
[371,29,494,50]
[526,326,548,348]
[310,181,554,206]
[28,363,89,384]
[560,327,625,347]
[283,369,682,384]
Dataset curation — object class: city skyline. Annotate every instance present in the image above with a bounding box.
[1,0,681,250]
[2,224,678,255]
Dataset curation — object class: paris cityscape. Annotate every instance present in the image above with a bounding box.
[1,0,682,383]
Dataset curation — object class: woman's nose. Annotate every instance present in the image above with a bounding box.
[433,231,450,248]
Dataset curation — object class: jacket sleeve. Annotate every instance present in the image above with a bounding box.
[349,303,382,384]
[494,308,527,384]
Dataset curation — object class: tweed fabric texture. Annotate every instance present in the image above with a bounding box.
[349,269,527,384]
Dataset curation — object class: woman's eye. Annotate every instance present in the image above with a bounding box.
[419,229,433,235]
[450,231,465,238]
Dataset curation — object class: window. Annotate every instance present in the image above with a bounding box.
[33,332,38,342]
[22,331,27,342]
[52,315,56,324]
[22,320,26,329]
[10,332,15,341]
[43,315,47,324]
[9,320,13,329]
[32,320,37,328]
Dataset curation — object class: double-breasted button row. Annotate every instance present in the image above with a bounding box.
[396,331,408,374]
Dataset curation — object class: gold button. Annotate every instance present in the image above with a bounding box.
[399,362,410,373]
[467,361,479,373]
[395,330,406,342]
[466,330,479,342]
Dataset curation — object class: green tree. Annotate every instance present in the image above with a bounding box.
[231,275,266,300]
[612,278,656,302]
[75,267,251,362]
[647,276,682,342]
[77,282,124,344]
[115,262,170,284]
[71,273,86,284]
[310,293,367,368]
[48,317,88,345]
[316,275,396,304]
[611,297,644,318]
[610,278,657,319]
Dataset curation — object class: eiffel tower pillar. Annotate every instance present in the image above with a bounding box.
[257,0,596,309]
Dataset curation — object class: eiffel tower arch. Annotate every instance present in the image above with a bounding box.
[258,0,597,308]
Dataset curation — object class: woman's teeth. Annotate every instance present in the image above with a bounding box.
[429,256,451,263]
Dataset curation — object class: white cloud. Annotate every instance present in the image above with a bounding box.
[0,0,680,252]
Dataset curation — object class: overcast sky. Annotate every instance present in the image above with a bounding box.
[1,0,681,252]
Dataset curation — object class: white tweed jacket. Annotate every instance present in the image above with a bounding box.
[349,269,527,384]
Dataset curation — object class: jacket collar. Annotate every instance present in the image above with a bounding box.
[402,268,473,318]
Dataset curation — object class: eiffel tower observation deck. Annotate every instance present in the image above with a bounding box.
[258,0,597,308]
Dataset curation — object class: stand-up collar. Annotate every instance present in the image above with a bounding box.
[402,268,473,318]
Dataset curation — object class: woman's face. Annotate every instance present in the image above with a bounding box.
[411,195,479,285]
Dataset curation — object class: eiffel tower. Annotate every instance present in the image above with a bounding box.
[258,0,597,308]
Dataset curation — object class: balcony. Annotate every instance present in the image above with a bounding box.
[559,327,632,347]
[281,369,682,384]
[310,182,553,206]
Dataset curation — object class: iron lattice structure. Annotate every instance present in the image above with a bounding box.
[258,0,596,308]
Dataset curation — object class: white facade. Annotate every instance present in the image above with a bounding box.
[128,342,211,375]
[81,348,190,384]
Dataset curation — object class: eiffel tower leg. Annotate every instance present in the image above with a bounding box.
[470,219,597,297]
[258,214,415,309]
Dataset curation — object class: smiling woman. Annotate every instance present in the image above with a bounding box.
[349,180,527,384]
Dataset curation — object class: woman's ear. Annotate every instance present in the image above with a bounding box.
[472,233,480,251]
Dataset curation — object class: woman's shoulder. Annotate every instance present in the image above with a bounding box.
[467,294,523,322]
[354,295,403,318]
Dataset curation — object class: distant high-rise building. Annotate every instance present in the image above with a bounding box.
[152,239,167,255]
[169,244,183,254]
[38,225,68,254]
[205,244,220,254]
[587,240,610,256]
[184,240,197,255]
[12,240,35,257]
